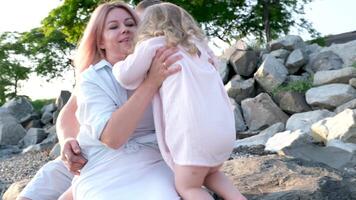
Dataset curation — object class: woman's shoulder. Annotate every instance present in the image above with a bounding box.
[79,60,112,83]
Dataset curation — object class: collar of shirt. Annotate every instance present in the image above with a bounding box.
[92,59,112,71]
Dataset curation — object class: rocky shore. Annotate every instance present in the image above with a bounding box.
[1,36,356,199]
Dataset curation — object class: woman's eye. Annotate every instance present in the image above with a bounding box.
[109,25,118,30]
[126,23,135,27]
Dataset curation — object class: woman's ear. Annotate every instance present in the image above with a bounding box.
[98,38,105,50]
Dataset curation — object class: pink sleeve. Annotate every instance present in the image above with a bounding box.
[112,38,162,90]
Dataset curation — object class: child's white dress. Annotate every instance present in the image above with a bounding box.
[113,36,235,168]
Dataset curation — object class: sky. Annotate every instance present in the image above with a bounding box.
[1,0,356,100]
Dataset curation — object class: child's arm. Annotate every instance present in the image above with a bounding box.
[113,38,162,90]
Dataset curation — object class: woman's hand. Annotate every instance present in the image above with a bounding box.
[145,46,182,89]
[60,137,87,175]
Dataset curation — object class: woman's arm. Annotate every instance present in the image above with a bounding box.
[56,94,87,174]
[100,47,181,149]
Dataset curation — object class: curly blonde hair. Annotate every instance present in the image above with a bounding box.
[136,2,206,55]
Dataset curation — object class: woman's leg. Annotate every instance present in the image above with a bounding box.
[204,165,247,200]
[17,158,73,200]
[174,164,214,200]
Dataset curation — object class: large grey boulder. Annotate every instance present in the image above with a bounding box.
[313,67,356,86]
[226,75,255,103]
[350,78,356,88]
[282,143,356,171]
[265,130,310,152]
[269,49,290,63]
[306,84,356,109]
[308,51,344,72]
[0,108,26,145]
[228,40,257,76]
[274,91,311,114]
[286,109,335,134]
[268,35,304,51]
[335,99,356,113]
[235,123,285,148]
[2,97,34,123]
[20,128,48,148]
[56,90,71,111]
[223,154,356,200]
[321,39,356,68]
[217,58,230,84]
[241,93,289,131]
[285,49,307,74]
[311,109,356,144]
[254,55,288,93]
[230,98,247,132]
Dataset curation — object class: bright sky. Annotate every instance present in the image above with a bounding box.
[1,0,356,100]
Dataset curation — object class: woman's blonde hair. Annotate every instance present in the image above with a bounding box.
[136,2,206,55]
[74,1,139,73]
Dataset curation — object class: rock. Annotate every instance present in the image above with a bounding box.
[274,91,311,114]
[308,51,344,72]
[217,58,230,84]
[270,49,290,63]
[350,78,356,88]
[254,55,288,93]
[56,90,71,111]
[2,179,29,200]
[41,112,53,125]
[327,139,356,153]
[286,109,335,134]
[320,39,356,68]
[230,98,247,132]
[265,130,311,152]
[1,97,34,123]
[235,123,285,148]
[0,145,21,160]
[335,99,356,113]
[241,93,289,131]
[313,67,356,86]
[0,108,26,145]
[41,103,57,114]
[311,109,356,144]
[226,75,255,103]
[305,83,356,109]
[282,143,356,171]
[228,40,257,76]
[285,49,307,74]
[222,155,356,200]
[50,143,61,158]
[268,35,304,51]
[20,128,48,148]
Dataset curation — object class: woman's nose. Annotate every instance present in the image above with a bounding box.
[121,26,129,34]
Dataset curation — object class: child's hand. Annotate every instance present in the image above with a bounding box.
[145,46,182,89]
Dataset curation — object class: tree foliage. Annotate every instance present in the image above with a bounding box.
[0,32,31,104]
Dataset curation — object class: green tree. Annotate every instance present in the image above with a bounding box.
[21,28,75,79]
[0,32,31,104]
[239,0,319,43]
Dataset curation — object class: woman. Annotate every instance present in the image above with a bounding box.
[18,1,181,200]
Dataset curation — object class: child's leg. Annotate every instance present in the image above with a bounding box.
[57,186,73,200]
[204,165,247,200]
[174,164,214,200]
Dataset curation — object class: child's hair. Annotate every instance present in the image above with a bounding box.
[136,2,206,55]
[136,0,162,11]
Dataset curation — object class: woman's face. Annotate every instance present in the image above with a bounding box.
[100,8,137,64]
